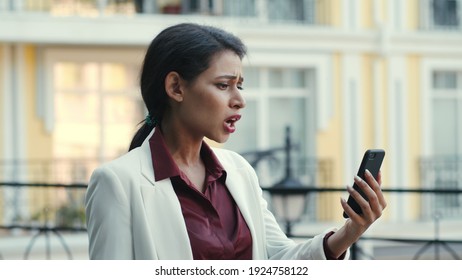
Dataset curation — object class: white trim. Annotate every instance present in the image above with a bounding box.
[0,0,11,10]
[393,0,406,31]
[11,0,23,11]
[1,13,462,57]
[2,44,29,223]
[2,44,12,163]
[373,0,383,27]
[342,54,361,184]
[256,0,269,23]
[13,44,27,170]
[388,55,408,220]
[372,59,383,148]
[343,0,359,30]
[1,44,12,223]
[257,68,270,149]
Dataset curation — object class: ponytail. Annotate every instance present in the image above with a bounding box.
[128,122,154,151]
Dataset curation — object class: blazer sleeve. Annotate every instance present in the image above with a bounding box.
[85,165,134,259]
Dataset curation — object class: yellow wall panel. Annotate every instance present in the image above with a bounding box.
[24,45,53,165]
[406,55,422,220]
[407,0,419,31]
[407,55,421,189]
[0,45,4,164]
[327,0,342,27]
[360,0,374,28]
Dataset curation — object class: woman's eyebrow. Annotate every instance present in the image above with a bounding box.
[216,75,244,83]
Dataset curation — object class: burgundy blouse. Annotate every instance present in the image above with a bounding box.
[149,129,253,259]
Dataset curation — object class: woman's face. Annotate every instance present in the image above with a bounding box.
[178,50,246,143]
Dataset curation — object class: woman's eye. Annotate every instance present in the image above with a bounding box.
[217,83,229,90]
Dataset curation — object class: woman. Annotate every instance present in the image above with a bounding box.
[85,23,386,260]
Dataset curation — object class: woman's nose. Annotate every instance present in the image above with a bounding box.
[231,89,246,109]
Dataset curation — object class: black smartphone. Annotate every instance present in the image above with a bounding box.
[343,149,385,218]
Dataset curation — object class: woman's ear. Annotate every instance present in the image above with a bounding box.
[165,71,184,102]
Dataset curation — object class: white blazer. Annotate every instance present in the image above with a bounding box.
[85,130,337,260]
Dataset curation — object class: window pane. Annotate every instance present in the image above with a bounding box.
[286,69,306,88]
[269,68,284,87]
[268,0,307,22]
[102,63,139,92]
[55,92,99,123]
[432,0,459,26]
[224,0,256,17]
[54,63,79,90]
[266,97,307,185]
[433,71,457,89]
[81,63,100,90]
[433,99,457,155]
[269,97,306,149]
[54,62,99,91]
[242,67,260,88]
[104,95,144,124]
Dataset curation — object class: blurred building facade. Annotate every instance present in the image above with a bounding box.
[0,0,462,224]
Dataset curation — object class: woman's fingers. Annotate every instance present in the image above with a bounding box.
[364,169,387,214]
[344,171,386,224]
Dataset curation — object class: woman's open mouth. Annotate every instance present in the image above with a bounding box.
[224,115,241,133]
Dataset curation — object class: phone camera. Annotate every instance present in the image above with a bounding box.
[369,153,376,159]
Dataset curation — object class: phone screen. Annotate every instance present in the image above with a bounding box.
[343,149,385,218]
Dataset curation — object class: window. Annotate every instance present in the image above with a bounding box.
[53,61,144,182]
[430,70,462,215]
[268,0,316,24]
[432,0,460,28]
[432,71,460,156]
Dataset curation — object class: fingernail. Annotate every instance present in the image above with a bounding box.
[365,169,371,176]
[354,175,361,182]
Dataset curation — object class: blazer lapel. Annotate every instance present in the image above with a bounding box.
[222,163,266,259]
[138,130,193,259]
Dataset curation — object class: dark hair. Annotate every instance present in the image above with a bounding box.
[128,23,247,151]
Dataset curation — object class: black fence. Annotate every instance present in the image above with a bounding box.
[0,182,461,260]
[262,185,462,260]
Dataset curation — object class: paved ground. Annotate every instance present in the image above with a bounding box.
[0,230,89,260]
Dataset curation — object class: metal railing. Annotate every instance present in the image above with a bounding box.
[0,181,461,259]
[262,185,462,260]
[420,156,462,218]
[0,0,335,26]
[0,182,86,260]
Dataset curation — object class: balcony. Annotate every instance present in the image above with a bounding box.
[0,0,334,25]
[0,0,339,46]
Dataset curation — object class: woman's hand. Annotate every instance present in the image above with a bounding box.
[341,169,387,236]
[325,170,386,258]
